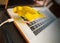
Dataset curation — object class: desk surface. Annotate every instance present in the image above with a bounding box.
[0,7,26,43]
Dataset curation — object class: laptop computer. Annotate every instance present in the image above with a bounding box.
[6,0,57,43]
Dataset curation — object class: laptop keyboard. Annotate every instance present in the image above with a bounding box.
[27,17,55,35]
